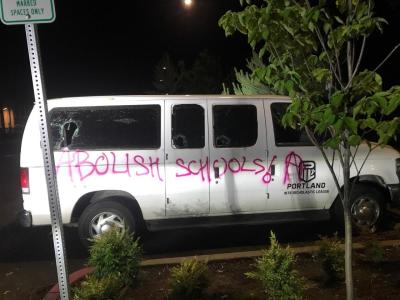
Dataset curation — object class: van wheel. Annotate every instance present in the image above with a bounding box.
[78,200,136,247]
[332,184,385,232]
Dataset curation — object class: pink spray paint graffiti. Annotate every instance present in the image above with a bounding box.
[176,158,211,182]
[283,151,304,184]
[55,150,304,186]
[176,156,277,185]
[55,150,163,182]
[262,155,277,184]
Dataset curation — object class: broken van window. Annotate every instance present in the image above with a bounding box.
[63,121,78,147]
[271,103,313,146]
[172,104,205,149]
[213,105,257,148]
[49,105,161,150]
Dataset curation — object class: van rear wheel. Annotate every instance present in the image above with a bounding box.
[332,184,385,232]
[78,200,136,247]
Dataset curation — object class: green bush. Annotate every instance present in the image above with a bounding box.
[365,240,385,263]
[88,227,142,286]
[169,258,210,300]
[73,274,124,300]
[246,231,304,300]
[318,235,345,282]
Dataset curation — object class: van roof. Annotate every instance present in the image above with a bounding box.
[45,95,291,108]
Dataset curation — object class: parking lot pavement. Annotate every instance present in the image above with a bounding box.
[0,258,86,300]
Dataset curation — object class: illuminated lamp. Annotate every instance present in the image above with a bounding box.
[3,107,10,129]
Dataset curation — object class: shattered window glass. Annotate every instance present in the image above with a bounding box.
[213,105,258,148]
[49,105,161,150]
[172,104,205,149]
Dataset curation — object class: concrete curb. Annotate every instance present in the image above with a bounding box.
[44,239,400,299]
[140,239,400,266]
[43,267,94,300]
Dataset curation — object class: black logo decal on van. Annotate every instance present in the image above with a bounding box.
[299,161,316,183]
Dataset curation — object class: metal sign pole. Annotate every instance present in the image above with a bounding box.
[25,24,70,300]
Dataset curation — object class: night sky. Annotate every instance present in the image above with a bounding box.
[0,0,399,116]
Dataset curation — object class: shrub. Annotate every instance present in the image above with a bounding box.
[318,235,344,282]
[246,231,304,300]
[72,274,124,300]
[88,227,142,286]
[365,240,385,263]
[169,258,210,299]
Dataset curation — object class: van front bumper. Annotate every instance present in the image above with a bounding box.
[388,184,400,207]
[18,210,32,227]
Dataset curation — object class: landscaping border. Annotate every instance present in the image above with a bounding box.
[44,239,400,300]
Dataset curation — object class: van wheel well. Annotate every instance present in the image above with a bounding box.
[330,180,388,230]
[330,177,389,210]
[353,176,390,204]
[71,191,145,232]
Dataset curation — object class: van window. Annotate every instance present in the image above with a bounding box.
[172,104,205,149]
[50,105,161,150]
[213,105,257,148]
[271,103,313,146]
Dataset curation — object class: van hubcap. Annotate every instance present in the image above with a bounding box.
[90,212,125,237]
[350,197,380,226]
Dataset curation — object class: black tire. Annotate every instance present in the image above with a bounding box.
[332,184,385,232]
[78,200,136,248]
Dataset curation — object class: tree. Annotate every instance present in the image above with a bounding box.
[153,50,224,94]
[223,52,273,95]
[189,50,225,94]
[153,53,183,94]
[219,1,400,299]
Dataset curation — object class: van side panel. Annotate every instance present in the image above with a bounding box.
[264,100,338,211]
[21,101,167,225]
[20,107,51,225]
[52,101,166,221]
[164,99,210,217]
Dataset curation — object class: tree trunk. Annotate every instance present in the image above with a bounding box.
[345,0,355,298]
[343,143,354,300]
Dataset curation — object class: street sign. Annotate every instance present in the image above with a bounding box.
[24,23,70,299]
[0,1,68,297]
[0,0,55,25]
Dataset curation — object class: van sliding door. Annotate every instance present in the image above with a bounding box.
[165,100,210,216]
[208,99,268,214]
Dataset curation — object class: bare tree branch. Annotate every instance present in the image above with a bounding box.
[349,144,360,170]
[373,42,400,73]
[346,36,367,89]
[346,1,354,84]
[305,0,345,89]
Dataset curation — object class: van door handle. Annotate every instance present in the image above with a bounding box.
[270,165,275,176]
[214,166,220,178]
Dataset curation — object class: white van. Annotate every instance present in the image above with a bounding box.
[19,95,400,245]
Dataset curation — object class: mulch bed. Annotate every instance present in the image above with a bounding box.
[125,245,400,299]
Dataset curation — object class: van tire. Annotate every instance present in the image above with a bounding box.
[332,184,385,232]
[78,200,136,247]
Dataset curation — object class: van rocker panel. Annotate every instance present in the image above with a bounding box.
[145,209,330,231]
